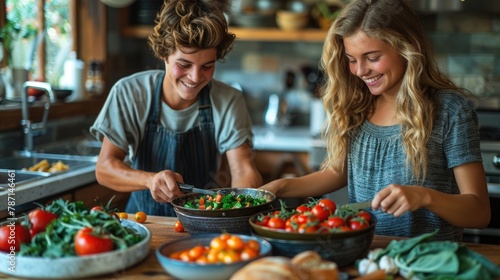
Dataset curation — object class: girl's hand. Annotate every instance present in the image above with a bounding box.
[372,184,429,217]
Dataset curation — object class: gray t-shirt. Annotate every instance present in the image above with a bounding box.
[90,70,254,160]
[348,91,482,241]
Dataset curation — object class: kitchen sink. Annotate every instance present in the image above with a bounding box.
[0,153,97,173]
[0,170,51,189]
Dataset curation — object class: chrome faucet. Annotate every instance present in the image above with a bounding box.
[21,81,56,155]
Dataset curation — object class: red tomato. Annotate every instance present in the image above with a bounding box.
[311,205,329,222]
[325,216,345,228]
[318,198,336,214]
[254,215,270,226]
[349,218,369,231]
[0,224,31,252]
[74,227,114,256]
[267,217,286,229]
[28,209,58,236]
[296,214,309,225]
[298,224,319,233]
[337,225,352,232]
[90,206,103,212]
[295,205,310,214]
[285,225,295,232]
[285,214,299,227]
[174,220,185,232]
[357,210,372,223]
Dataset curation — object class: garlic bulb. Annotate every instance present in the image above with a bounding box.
[379,255,398,275]
[358,258,379,275]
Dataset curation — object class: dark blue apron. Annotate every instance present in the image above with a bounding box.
[125,73,218,216]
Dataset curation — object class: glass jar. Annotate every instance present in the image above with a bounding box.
[85,60,104,96]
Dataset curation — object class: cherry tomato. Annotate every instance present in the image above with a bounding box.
[28,208,58,236]
[357,210,372,223]
[267,217,286,229]
[117,212,128,219]
[296,214,308,225]
[325,216,345,228]
[285,214,299,227]
[74,227,114,256]
[226,235,245,250]
[135,211,147,223]
[285,225,296,232]
[254,214,270,227]
[298,223,319,233]
[336,225,352,232]
[240,247,259,261]
[174,220,185,232]
[220,250,241,264]
[90,206,103,212]
[179,250,193,262]
[296,205,311,213]
[318,198,336,214]
[245,239,260,252]
[311,205,329,222]
[210,236,227,251]
[0,224,31,252]
[219,233,232,241]
[188,245,207,259]
[349,218,369,231]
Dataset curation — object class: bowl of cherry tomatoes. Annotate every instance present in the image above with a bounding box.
[248,198,376,267]
[156,233,272,280]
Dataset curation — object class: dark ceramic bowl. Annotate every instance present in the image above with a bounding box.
[175,211,255,235]
[53,88,73,100]
[249,210,377,267]
[172,188,275,235]
[156,234,272,280]
[171,188,276,218]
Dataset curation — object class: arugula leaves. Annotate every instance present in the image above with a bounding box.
[19,199,144,258]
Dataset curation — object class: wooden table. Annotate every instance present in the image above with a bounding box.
[1,215,499,279]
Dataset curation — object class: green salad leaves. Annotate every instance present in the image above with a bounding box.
[184,193,267,210]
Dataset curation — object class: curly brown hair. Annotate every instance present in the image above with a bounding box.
[148,0,235,61]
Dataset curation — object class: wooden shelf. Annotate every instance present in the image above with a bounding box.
[121,25,327,42]
[231,27,327,42]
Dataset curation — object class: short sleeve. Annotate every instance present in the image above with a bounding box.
[210,80,254,153]
[440,93,482,168]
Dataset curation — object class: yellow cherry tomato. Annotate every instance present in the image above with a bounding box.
[135,211,147,223]
[117,212,128,219]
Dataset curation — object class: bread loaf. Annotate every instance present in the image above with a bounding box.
[230,251,338,280]
[292,251,339,280]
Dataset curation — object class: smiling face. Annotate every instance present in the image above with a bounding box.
[344,31,406,98]
[163,47,217,110]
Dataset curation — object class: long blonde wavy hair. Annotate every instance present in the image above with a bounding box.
[320,0,462,182]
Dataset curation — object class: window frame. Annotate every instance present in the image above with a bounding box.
[0,0,107,88]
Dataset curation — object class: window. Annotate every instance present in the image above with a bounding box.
[3,0,71,85]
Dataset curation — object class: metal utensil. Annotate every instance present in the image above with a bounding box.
[177,182,216,195]
[343,200,372,211]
